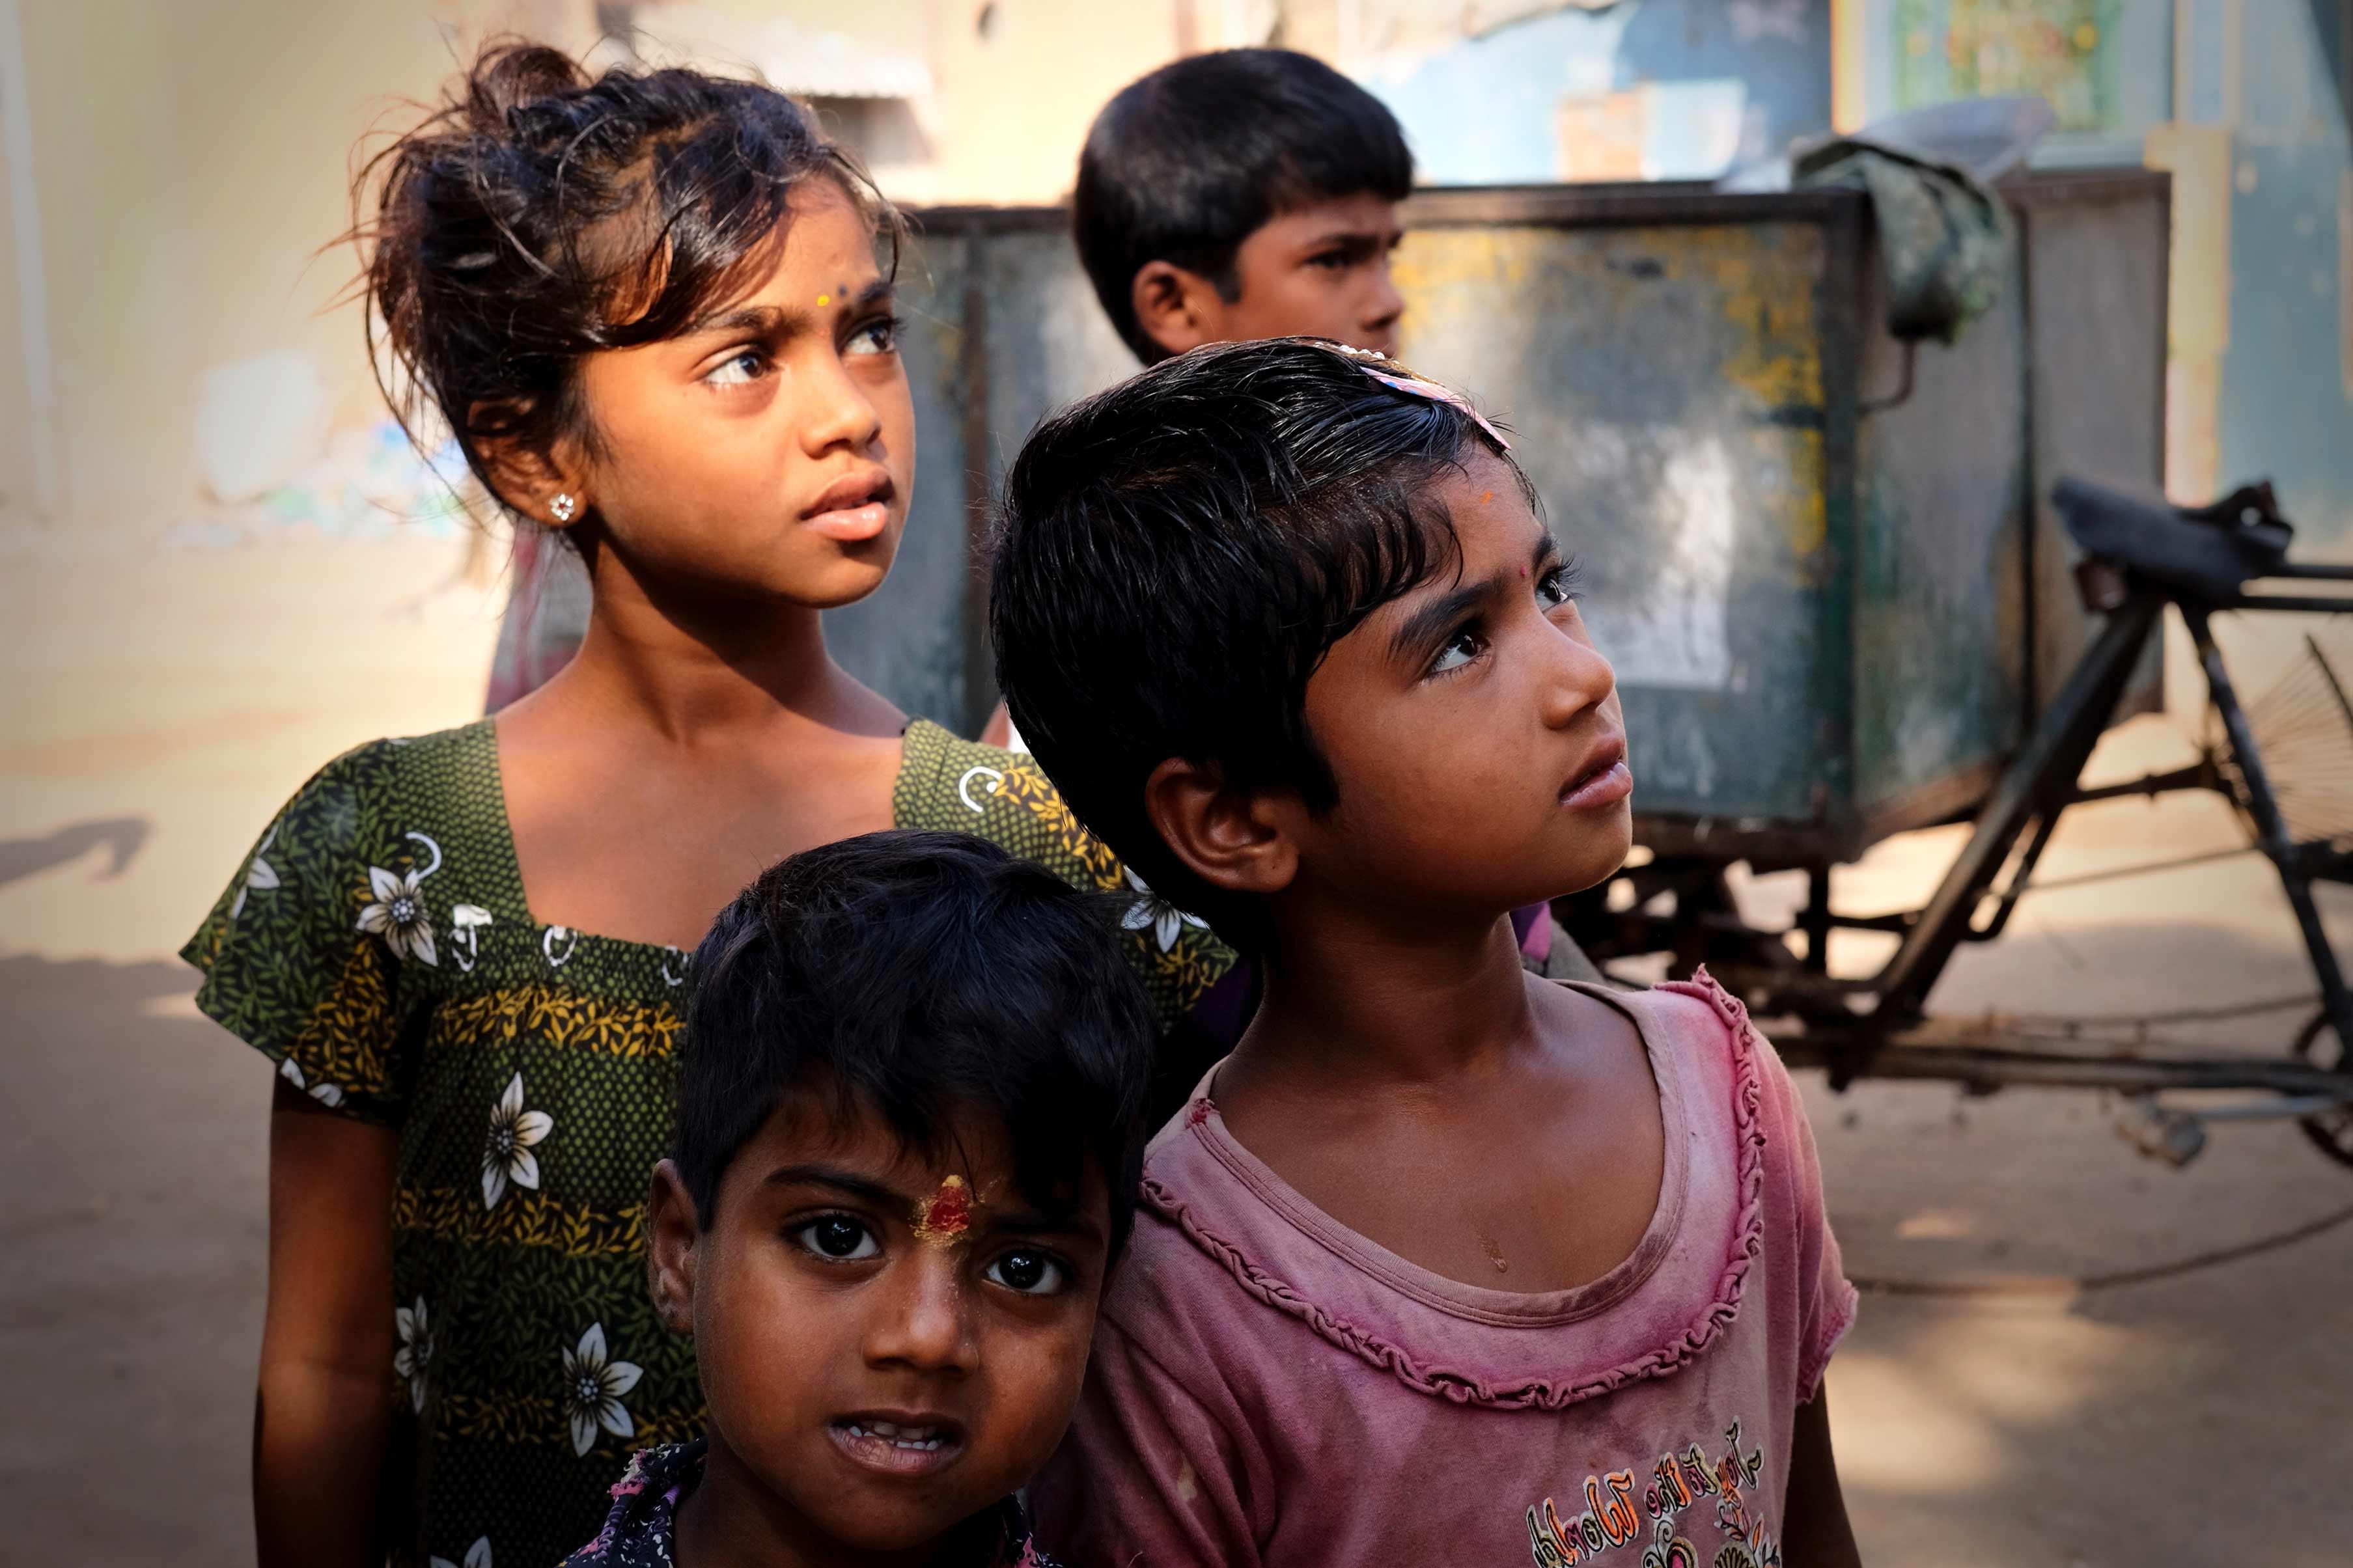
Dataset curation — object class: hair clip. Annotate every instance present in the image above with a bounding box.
[1321,344,1512,450]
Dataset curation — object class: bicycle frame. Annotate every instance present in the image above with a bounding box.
[1765,562,2353,1099]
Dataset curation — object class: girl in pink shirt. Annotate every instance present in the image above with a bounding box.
[990,338,1860,1567]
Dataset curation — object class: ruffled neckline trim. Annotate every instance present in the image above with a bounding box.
[1137,970,1769,1411]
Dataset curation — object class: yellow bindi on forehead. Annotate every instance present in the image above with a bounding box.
[816,293,831,307]
[911,1174,974,1246]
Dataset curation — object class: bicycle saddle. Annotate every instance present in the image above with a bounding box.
[2054,476,2294,595]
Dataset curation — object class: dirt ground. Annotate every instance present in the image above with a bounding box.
[5,536,2350,1567]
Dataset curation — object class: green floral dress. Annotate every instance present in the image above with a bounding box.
[182,717,1235,1568]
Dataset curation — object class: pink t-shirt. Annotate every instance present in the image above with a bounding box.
[1032,973,1856,1568]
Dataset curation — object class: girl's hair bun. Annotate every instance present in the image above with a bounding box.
[352,38,895,525]
[459,40,590,135]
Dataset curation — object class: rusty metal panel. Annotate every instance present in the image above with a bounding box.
[874,174,2167,861]
[978,228,1136,473]
[1848,213,2031,833]
[1395,214,1852,830]
[2015,170,2170,722]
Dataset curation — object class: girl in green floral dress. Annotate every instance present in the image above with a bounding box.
[185,46,1233,1568]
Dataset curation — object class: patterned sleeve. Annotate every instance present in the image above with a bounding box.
[894,721,1239,1034]
[180,741,419,1125]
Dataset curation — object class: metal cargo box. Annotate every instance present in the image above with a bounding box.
[832,170,2168,866]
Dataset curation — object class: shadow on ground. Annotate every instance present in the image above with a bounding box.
[0,953,264,1567]
[1803,911,2353,1566]
[0,816,152,889]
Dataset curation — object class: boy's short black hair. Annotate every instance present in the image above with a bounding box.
[676,830,1157,1260]
[989,338,1529,947]
[1074,48,1413,363]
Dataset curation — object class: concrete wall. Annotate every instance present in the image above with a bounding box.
[0,0,602,532]
[0,0,1206,537]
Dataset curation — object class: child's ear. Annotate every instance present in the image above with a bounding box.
[645,1159,701,1336]
[1131,261,1222,359]
[470,407,592,532]
[1143,756,1300,899]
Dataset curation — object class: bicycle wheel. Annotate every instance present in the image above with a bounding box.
[2292,1010,2353,1168]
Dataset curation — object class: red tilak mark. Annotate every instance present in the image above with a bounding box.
[913,1176,972,1244]
[1481,490,1494,504]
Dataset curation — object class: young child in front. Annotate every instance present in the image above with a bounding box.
[182,44,1232,1568]
[992,339,1862,1568]
[557,830,1154,1567]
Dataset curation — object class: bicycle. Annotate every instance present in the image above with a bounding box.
[1563,477,2353,1169]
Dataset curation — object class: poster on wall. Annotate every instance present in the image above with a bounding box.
[1893,0,2119,131]
[1858,0,2169,165]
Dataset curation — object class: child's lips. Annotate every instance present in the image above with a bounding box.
[1559,738,1633,811]
[805,499,892,542]
[827,1414,967,1479]
[802,471,895,542]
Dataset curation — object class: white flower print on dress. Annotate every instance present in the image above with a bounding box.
[276,1056,345,1109]
[358,830,446,964]
[957,763,1005,814]
[561,1322,644,1456]
[395,1296,434,1413]
[1121,866,1207,952]
[450,903,493,972]
[480,1072,553,1209]
[357,865,438,965]
[231,825,280,920]
[428,1537,492,1568]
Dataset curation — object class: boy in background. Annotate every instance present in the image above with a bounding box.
[1074,47,1410,364]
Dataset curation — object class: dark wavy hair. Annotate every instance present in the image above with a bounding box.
[990,338,1528,947]
[676,831,1158,1262]
[353,40,897,521]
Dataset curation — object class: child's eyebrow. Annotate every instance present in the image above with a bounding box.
[687,279,895,340]
[1305,227,1391,258]
[759,1162,909,1209]
[1387,530,1563,664]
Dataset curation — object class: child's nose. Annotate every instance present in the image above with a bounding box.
[1364,266,1405,335]
[799,355,885,456]
[1538,626,1616,730]
[863,1252,979,1373]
